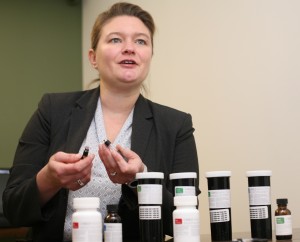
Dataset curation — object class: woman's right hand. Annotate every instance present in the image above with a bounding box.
[36,151,94,206]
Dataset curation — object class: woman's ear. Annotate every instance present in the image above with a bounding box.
[88,49,98,69]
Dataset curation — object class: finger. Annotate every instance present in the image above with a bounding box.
[75,157,93,178]
[99,144,111,162]
[110,149,129,171]
[75,171,92,188]
[108,173,133,185]
[53,151,82,164]
[108,157,136,183]
[99,143,112,160]
[99,144,119,171]
[116,145,136,159]
[60,159,93,188]
[113,146,143,173]
[56,154,94,177]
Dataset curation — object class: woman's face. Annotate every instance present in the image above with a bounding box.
[89,16,153,91]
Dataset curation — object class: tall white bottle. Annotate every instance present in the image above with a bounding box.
[173,195,200,242]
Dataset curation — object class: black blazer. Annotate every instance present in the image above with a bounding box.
[3,87,199,242]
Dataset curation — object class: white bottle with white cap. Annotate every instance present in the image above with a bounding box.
[72,197,102,242]
[173,195,200,242]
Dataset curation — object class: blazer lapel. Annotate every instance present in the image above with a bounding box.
[131,95,153,160]
[65,88,100,153]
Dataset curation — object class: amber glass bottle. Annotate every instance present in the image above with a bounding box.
[275,198,292,240]
[104,204,122,242]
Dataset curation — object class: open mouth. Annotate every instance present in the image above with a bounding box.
[119,59,137,65]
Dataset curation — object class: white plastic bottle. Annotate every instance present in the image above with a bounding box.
[173,195,200,242]
[72,197,102,242]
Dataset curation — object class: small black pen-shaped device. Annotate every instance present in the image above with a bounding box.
[103,139,112,148]
[103,139,117,151]
[81,146,89,159]
[103,139,127,161]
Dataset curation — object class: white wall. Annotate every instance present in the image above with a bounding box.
[83,0,300,234]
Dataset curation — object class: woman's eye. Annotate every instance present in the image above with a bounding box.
[110,38,121,43]
[136,39,146,45]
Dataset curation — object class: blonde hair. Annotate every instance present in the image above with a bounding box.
[91,2,155,51]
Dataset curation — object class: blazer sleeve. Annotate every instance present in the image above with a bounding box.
[3,94,54,226]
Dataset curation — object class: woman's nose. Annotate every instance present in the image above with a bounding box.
[123,49,135,55]
[122,41,135,55]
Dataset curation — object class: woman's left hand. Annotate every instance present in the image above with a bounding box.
[98,143,145,184]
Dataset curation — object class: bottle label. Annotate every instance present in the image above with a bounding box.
[208,189,231,208]
[137,184,162,204]
[139,206,161,220]
[104,223,122,242]
[210,209,230,223]
[275,215,292,235]
[249,206,268,219]
[173,212,200,242]
[72,220,102,242]
[248,186,271,205]
[175,186,196,196]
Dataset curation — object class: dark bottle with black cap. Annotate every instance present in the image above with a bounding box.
[136,172,164,242]
[275,198,292,240]
[205,171,232,241]
[246,170,272,240]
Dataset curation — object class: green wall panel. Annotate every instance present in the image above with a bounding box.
[0,0,82,167]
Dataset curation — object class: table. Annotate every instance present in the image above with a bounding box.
[0,228,298,242]
[199,228,300,242]
[126,228,299,242]
[0,227,29,242]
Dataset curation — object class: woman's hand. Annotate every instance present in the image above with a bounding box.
[98,143,145,184]
[36,151,95,205]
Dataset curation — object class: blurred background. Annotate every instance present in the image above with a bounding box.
[1,0,300,236]
[0,0,82,168]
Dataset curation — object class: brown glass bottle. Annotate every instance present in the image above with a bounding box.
[275,198,292,240]
[104,204,122,242]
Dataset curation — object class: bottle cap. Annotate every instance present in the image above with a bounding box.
[205,171,231,178]
[107,204,119,212]
[169,172,197,180]
[277,198,288,205]
[73,197,100,209]
[174,195,198,206]
[136,172,164,179]
[246,170,272,177]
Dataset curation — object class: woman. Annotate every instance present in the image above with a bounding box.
[3,2,200,242]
